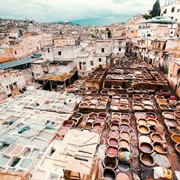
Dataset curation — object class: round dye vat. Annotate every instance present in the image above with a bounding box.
[103,156,118,169]
[103,168,116,180]
[89,104,96,108]
[138,125,150,134]
[146,113,156,119]
[86,117,95,123]
[92,123,102,132]
[144,104,154,110]
[109,131,120,139]
[62,120,74,128]
[139,142,153,154]
[140,153,155,166]
[85,122,92,130]
[139,135,152,143]
[147,119,157,126]
[118,161,130,171]
[74,113,81,118]
[89,113,98,118]
[121,114,130,120]
[108,138,119,148]
[119,139,129,149]
[133,104,143,110]
[106,147,118,158]
[151,133,163,142]
[135,112,146,119]
[175,143,180,153]
[153,142,167,154]
[152,153,171,168]
[116,173,130,180]
[120,132,130,141]
[174,111,180,119]
[137,119,147,125]
[121,119,130,125]
[120,124,130,132]
[171,134,180,143]
[162,112,174,119]
[96,117,105,123]
[110,124,119,131]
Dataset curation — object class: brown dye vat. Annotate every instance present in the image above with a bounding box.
[171,135,180,143]
[120,132,131,141]
[137,119,147,125]
[89,112,98,118]
[79,103,88,108]
[110,123,120,131]
[133,94,141,99]
[83,99,90,103]
[139,142,153,154]
[116,172,130,180]
[92,123,103,132]
[121,119,130,125]
[157,99,168,105]
[168,126,180,134]
[174,111,180,119]
[58,128,68,138]
[140,153,155,166]
[160,104,169,109]
[153,142,167,154]
[151,133,163,142]
[108,137,118,146]
[147,119,157,126]
[119,105,128,110]
[175,143,180,153]
[96,117,105,123]
[109,131,120,139]
[138,125,150,134]
[106,146,118,158]
[120,124,131,132]
[135,112,146,119]
[119,139,129,149]
[103,168,116,180]
[85,122,92,130]
[103,156,118,169]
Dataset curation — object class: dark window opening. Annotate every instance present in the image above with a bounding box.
[99,58,102,62]
[48,48,50,53]
[164,9,167,14]
[90,61,94,66]
[171,7,175,12]
[58,51,61,55]
[14,51,17,54]
[101,48,104,52]
[119,48,121,51]
[79,62,82,70]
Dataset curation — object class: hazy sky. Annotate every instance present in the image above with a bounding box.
[0,0,165,25]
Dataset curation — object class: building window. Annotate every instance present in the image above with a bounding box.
[178,9,180,13]
[171,31,173,34]
[101,48,104,52]
[79,62,82,70]
[58,51,61,55]
[171,7,175,12]
[164,9,167,14]
[48,48,50,53]
[90,61,94,66]
[14,51,17,54]
[131,31,133,33]
[82,73,84,75]
[119,48,121,51]
[99,58,102,62]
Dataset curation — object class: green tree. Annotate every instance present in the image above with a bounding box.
[108,30,111,38]
[143,14,152,20]
[91,34,95,38]
[150,0,160,17]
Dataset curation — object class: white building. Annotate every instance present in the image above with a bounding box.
[0,70,26,98]
[161,0,180,23]
[45,45,82,62]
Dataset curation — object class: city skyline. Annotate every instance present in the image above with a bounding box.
[0,0,165,26]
